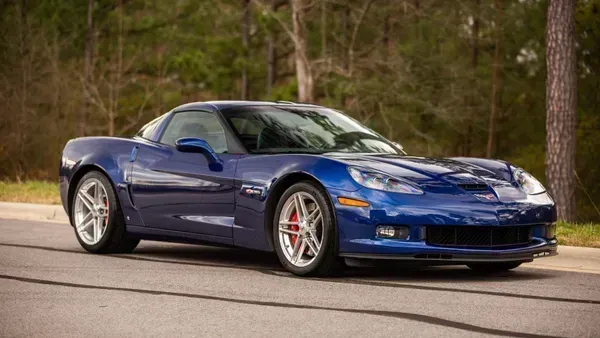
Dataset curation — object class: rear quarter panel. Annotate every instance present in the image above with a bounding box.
[59,137,143,226]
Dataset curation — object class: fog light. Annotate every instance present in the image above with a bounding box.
[376,225,409,240]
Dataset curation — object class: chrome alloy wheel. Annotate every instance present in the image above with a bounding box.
[278,192,324,267]
[74,178,109,245]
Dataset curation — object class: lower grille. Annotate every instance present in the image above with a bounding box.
[426,226,533,248]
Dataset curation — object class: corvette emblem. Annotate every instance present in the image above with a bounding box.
[473,193,496,201]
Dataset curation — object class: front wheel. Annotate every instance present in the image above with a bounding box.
[71,171,139,253]
[273,181,342,277]
[467,262,522,273]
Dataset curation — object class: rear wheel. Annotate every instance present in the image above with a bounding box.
[467,262,522,273]
[273,181,342,276]
[72,171,139,253]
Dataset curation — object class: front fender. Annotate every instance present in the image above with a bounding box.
[232,154,356,251]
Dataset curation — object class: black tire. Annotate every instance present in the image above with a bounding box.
[273,181,343,277]
[467,262,522,273]
[71,171,140,254]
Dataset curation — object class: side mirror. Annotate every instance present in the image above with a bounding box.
[175,137,223,171]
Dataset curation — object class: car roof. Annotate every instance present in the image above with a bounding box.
[172,100,321,113]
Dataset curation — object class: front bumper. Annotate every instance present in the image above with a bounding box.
[327,186,557,263]
[340,238,558,263]
[328,184,557,264]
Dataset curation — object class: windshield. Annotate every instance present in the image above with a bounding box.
[222,106,402,154]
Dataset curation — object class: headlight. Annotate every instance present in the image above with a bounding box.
[512,167,546,195]
[347,167,423,195]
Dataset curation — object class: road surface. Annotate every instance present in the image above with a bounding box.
[1,218,599,337]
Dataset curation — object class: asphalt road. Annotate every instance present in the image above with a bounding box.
[1,218,599,337]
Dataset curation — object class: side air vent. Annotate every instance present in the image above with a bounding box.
[457,183,488,191]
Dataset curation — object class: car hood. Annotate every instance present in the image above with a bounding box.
[326,153,525,198]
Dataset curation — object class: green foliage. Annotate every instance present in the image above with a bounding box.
[0,181,61,205]
[557,221,600,248]
[0,0,598,221]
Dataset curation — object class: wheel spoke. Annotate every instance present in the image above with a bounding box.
[279,228,299,236]
[309,230,321,249]
[290,236,304,263]
[93,218,101,242]
[279,220,299,226]
[295,194,309,221]
[293,195,302,221]
[308,207,321,221]
[77,217,94,232]
[305,236,319,256]
[80,212,93,224]
[311,213,322,227]
[78,191,95,211]
[96,185,105,205]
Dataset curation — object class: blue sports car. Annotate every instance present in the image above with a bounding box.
[59,101,557,276]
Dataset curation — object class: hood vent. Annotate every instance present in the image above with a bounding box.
[457,183,488,191]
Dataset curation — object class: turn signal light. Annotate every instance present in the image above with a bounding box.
[337,197,369,207]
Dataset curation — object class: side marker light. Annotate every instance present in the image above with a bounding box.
[337,197,370,207]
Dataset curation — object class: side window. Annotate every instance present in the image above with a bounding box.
[159,111,228,153]
[229,117,264,150]
[136,115,163,140]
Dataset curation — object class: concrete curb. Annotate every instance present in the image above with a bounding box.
[0,202,69,224]
[1,201,599,274]
[528,246,600,275]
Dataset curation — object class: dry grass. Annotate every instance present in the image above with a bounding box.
[0,181,61,205]
[557,221,600,248]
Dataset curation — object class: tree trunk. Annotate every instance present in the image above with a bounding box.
[290,0,313,102]
[464,0,480,156]
[342,6,350,71]
[109,0,123,137]
[486,0,502,158]
[266,0,277,97]
[266,33,276,97]
[414,0,420,38]
[82,0,94,137]
[241,0,250,99]
[546,0,577,221]
[472,0,479,70]
[383,14,391,61]
[320,0,326,59]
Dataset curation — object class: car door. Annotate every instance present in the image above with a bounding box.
[130,110,238,239]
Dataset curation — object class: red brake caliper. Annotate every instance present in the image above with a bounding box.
[289,211,310,254]
[289,211,299,246]
[104,199,109,225]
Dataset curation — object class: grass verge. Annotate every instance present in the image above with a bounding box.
[557,221,600,248]
[0,181,599,248]
[0,181,60,205]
